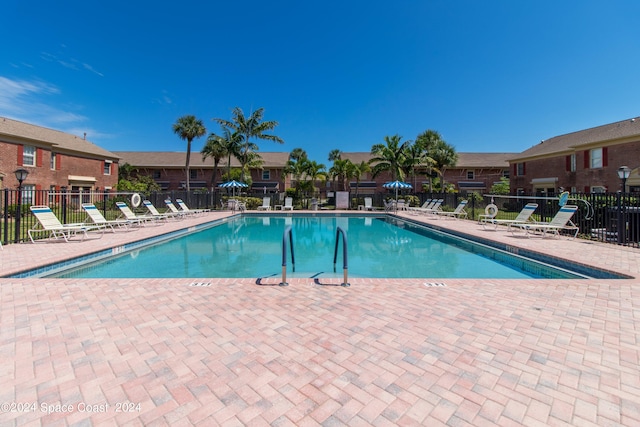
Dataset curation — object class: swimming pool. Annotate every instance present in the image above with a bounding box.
[38,214,594,280]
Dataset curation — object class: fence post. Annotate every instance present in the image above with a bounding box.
[15,186,23,243]
[61,187,68,224]
[616,191,624,245]
[103,189,109,218]
[3,189,9,245]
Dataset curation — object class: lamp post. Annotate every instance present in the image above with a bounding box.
[618,165,631,192]
[14,168,29,243]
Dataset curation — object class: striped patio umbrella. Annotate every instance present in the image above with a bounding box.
[383,180,413,212]
[219,180,248,197]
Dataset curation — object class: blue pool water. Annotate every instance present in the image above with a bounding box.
[46,215,587,279]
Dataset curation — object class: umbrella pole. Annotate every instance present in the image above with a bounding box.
[395,187,398,213]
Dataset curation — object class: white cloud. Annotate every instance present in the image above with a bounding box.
[0,76,87,128]
[40,51,104,77]
[83,63,104,77]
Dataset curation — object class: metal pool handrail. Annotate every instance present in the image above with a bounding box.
[280,225,295,286]
[333,226,350,287]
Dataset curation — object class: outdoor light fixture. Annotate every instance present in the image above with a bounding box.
[13,168,29,244]
[14,168,29,185]
[618,166,631,192]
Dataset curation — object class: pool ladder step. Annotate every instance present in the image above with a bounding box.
[279,225,350,287]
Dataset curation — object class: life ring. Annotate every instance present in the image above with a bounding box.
[131,193,142,207]
[485,203,498,217]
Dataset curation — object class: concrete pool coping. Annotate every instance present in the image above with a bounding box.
[1,210,639,425]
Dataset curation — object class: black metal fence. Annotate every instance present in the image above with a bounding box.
[2,188,640,248]
[0,189,221,244]
[467,192,640,248]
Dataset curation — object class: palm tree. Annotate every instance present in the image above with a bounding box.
[214,107,283,181]
[400,142,426,190]
[328,149,342,162]
[201,134,228,190]
[284,149,309,197]
[329,158,353,191]
[415,129,444,192]
[304,160,327,197]
[369,134,409,182]
[173,115,206,191]
[430,139,458,191]
[350,161,371,200]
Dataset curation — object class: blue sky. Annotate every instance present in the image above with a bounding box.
[2,1,639,164]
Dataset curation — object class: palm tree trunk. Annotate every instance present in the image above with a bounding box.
[185,140,192,192]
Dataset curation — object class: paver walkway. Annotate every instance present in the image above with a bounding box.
[1,211,639,426]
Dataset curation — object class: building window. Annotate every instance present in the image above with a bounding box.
[590,148,603,168]
[48,185,56,204]
[570,154,576,172]
[262,170,271,180]
[22,185,35,205]
[516,163,525,176]
[466,170,475,180]
[104,161,112,175]
[591,186,606,193]
[23,145,36,166]
[50,153,56,170]
[190,169,198,180]
[153,170,161,179]
[502,169,510,178]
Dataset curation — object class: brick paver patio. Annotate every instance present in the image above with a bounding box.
[1,211,639,426]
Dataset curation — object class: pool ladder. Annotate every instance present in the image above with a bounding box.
[280,225,349,287]
[280,225,295,286]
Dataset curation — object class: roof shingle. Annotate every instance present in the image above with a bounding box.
[113,151,290,168]
[0,116,119,160]
[511,116,640,161]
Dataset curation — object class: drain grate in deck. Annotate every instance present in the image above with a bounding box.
[423,282,447,287]
[189,282,211,287]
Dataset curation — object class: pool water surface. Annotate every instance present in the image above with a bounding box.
[48,215,585,279]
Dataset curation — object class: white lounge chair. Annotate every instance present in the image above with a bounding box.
[433,200,468,219]
[283,197,294,211]
[364,197,374,211]
[28,205,105,243]
[82,203,139,231]
[165,199,195,217]
[408,199,432,214]
[483,203,538,230]
[417,199,444,215]
[510,205,579,238]
[143,200,183,220]
[257,197,272,211]
[175,199,208,216]
[116,201,160,225]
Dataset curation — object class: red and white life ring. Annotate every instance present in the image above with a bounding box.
[484,203,498,218]
[131,193,142,207]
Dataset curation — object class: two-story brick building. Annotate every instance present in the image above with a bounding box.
[0,117,120,202]
[509,117,640,194]
[114,151,291,193]
[339,152,513,194]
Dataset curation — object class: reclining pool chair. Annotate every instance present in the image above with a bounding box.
[116,201,161,225]
[82,203,140,231]
[510,205,579,238]
[28,205,105,243]
[433,200,468,219]
[143,200,183,220]
[176,199,209,215]
[482,203,538,230]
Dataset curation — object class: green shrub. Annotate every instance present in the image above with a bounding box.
[7,204,30,218]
